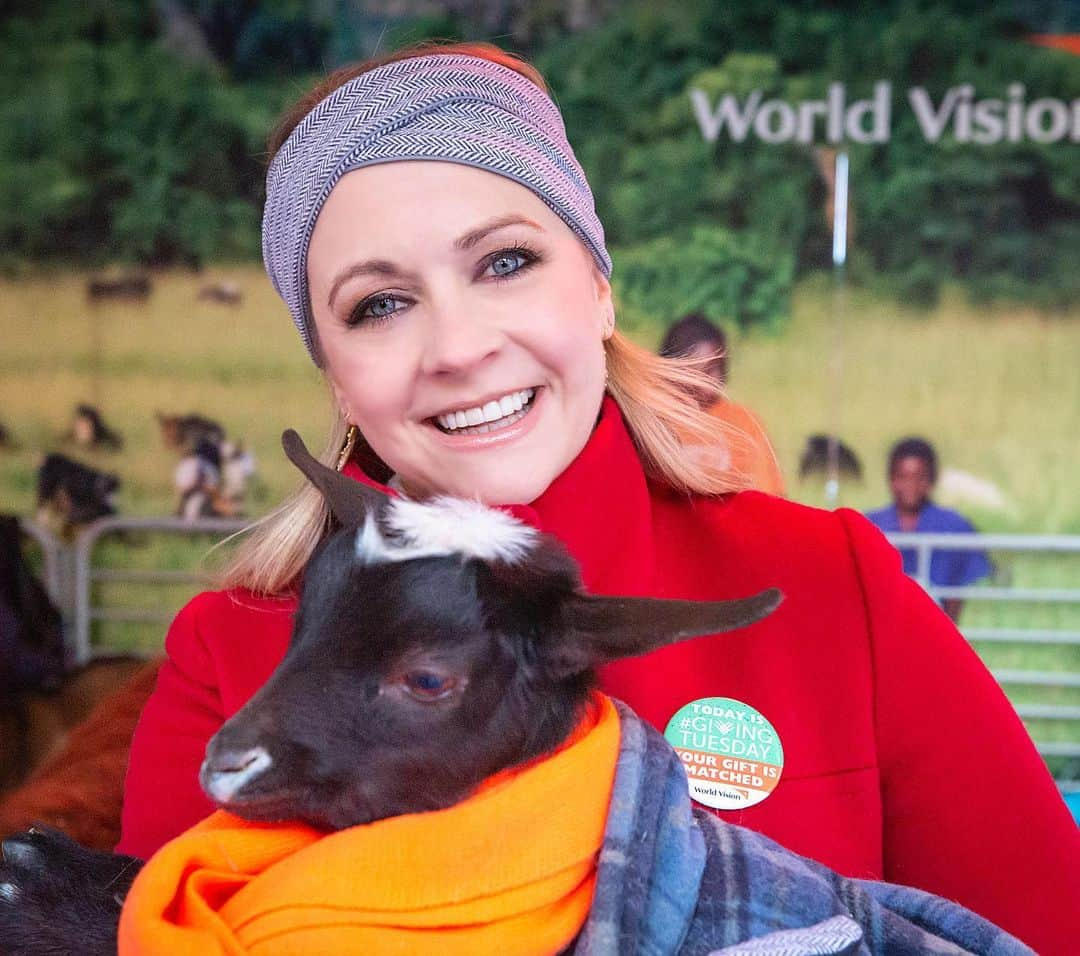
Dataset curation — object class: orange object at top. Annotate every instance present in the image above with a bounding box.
[118,693,619,956]
[705,399,785,496]
[1026,34,1080,56]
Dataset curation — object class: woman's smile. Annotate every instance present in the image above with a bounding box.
[431,386,537,435]
[426,385,545,451]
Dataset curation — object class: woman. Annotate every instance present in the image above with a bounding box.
[117,42,1078,952]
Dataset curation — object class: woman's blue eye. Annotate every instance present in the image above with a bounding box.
[489,251,526,276]
[485,245,540,280]
[349,293,405,327]
[369,295,399,316]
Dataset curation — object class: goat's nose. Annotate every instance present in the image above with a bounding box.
[199,746,273,803]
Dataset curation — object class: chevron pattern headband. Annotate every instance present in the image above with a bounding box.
[262,53,612,365]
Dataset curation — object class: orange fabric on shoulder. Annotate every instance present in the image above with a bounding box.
[118,693,620,956]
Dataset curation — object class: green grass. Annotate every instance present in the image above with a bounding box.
[3,267,1078,775]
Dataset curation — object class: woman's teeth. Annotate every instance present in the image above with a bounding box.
[435,388,536,435]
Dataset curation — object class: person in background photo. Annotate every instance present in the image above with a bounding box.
[659,313,784,495]
[866,437,992,623]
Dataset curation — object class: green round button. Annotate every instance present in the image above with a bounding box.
[664,696,784,810]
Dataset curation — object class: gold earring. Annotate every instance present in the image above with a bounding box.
[336,424,360,471]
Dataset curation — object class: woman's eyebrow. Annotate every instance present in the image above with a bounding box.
[327,259,409,309]
[454,214,544,251]
[326,215,544,308]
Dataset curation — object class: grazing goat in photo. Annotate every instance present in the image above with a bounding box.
[197,281,243,306]
[35,454,120,539]
[0,430,779,954]
[155,412,225,454]
[68,405,123,452]
[797,433,864,482]
[85,275,151,302]
[0,421,18,450]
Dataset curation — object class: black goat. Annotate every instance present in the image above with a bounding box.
[797,434,864,482]
[0,430,779,953]
[35,454,119,539]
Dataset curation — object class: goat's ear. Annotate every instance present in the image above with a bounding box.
[551,588,782,675]
[281,429,388,527]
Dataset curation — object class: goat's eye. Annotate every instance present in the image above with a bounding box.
[402,671,458,702]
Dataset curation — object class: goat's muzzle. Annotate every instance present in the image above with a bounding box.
[199,745,273,804]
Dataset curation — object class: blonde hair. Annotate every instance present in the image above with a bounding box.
[221,41,750,597]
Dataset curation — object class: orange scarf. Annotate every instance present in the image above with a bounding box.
[119,693,619,955]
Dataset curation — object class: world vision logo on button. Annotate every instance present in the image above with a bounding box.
[664,697,783,811]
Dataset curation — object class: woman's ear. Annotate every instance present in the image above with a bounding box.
[592,267,615,339]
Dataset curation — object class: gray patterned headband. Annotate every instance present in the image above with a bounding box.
[262,52,612,365]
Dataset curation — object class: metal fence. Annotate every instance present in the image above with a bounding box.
[70,515,248,664]
[17,519,1080,788]
[887,532,1080,788]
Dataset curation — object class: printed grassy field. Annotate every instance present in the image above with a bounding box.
[2,267,1078,777]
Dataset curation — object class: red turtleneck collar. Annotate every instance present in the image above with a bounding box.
[342,396,661,598]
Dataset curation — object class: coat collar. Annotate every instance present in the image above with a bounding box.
[342,396,659,597]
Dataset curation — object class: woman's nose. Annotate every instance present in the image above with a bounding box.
[419,300,505,377]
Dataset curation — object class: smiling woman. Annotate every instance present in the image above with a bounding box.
[308,161,611,504]
[225,41,744,596]
[110,40,1080,955]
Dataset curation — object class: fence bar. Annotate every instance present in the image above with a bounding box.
[887,533,1080,551]
[935,586,1080,602]
[1038,742,1080,758]
[17,519,62,606]
[992,669,1080,688]
[965,628,1080,644]
[1015,704,1080,721]
[885,533,1080,597]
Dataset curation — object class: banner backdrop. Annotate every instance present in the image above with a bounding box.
[0,0,1077,526]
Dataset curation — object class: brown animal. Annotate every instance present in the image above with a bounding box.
[0,658,160,850]
[155,412,225,454]
[0,421,18,450]
[0,656,148,795]
[86,274,151,301]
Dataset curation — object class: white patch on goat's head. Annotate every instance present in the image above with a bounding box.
[355,497,537,565]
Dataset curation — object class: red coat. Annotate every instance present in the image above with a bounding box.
[119,398,1079,953]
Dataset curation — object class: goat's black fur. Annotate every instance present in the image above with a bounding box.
[0,828,140,955]
[0,429,779,954]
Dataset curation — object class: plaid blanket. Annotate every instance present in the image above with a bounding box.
[573,700,1032,956]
